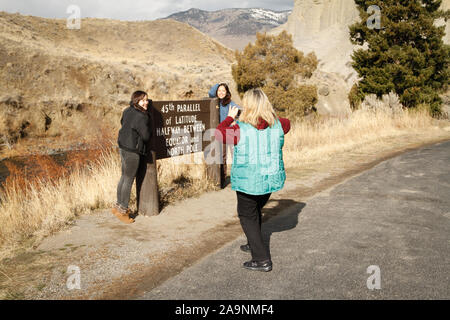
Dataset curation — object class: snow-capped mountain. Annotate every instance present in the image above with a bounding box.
[249,8,291,26]
[162,8,291,50]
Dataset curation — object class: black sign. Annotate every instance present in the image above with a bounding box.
[149,99,217,160]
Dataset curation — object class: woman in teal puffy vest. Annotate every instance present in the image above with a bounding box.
[216,88,290,272]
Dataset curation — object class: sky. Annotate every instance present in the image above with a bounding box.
[0,0,294,21]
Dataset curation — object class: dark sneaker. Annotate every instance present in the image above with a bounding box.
[240,244,251,253]
[243,260,272,272]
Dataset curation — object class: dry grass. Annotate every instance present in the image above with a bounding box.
[283,106,438,168]
[0,148,214,259]
[0,105,447,259]
[157,154,216,207]
[0,150,118,255]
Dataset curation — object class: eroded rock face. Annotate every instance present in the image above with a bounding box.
[271,0,361,115]
[284,0,359,35]
[435,0,450,45]
[272,0,360,78]
[298,69,353,116]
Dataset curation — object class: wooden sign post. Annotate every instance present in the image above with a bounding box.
[205,98,221,185]
[136,149,159,217]
[137,98,220,216]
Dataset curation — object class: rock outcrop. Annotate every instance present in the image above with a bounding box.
[272,0,360,78]
[270,0,362,115]
[436,0,450,45]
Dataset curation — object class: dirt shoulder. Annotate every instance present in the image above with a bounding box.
[1,126,450,300]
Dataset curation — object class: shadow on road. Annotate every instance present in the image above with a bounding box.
[261,199,306,254]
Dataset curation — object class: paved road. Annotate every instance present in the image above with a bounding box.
[140,140,450,299]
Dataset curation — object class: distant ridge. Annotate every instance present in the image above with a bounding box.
[162,7,291,50]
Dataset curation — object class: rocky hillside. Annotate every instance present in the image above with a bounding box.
[0,12,236,156]
[163,8,291,50]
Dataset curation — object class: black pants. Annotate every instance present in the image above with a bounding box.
[236,191,272,262]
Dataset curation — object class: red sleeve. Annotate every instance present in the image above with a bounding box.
[279,117,291,134]
[215,116,240,145]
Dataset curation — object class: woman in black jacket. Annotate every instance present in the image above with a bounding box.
[112,90,152,224]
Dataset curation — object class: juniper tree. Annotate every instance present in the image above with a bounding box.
[349,0,450,117]
[232,31,319,117]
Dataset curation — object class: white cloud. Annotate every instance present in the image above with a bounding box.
[0,0,293,20]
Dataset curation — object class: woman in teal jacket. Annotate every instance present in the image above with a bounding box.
[216,88,290,272]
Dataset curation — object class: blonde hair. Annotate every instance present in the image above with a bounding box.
[239,88,277,128]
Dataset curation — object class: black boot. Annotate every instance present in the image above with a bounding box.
[243,259,272,272]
